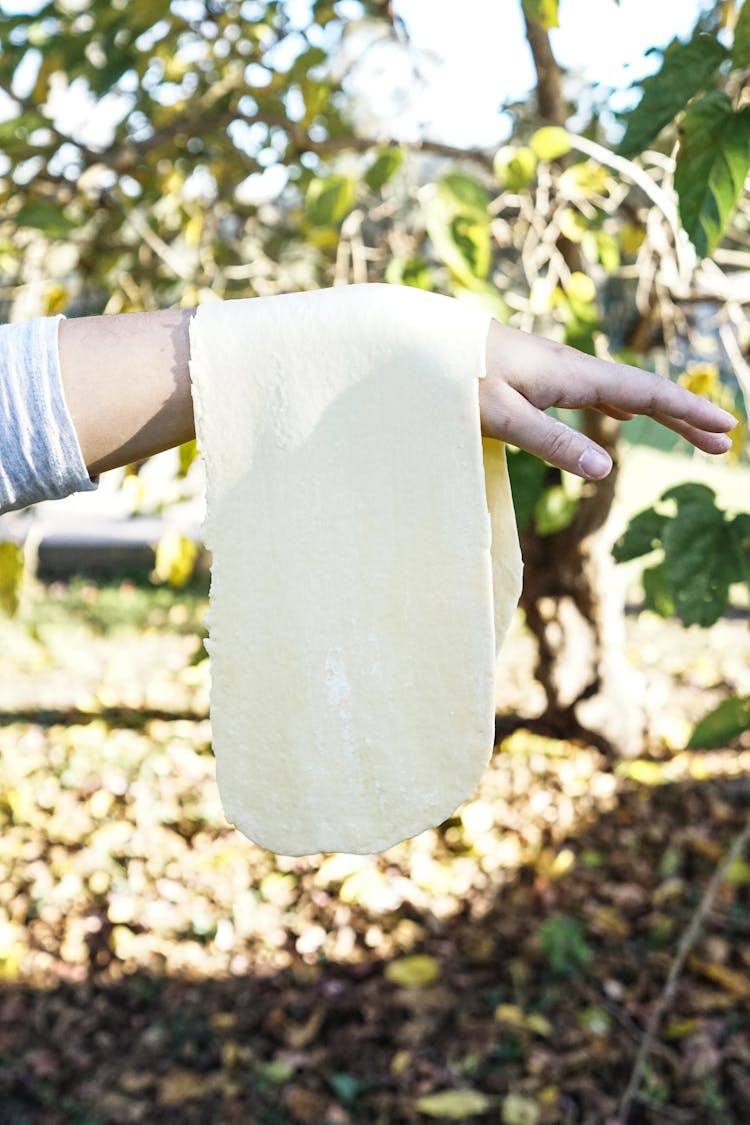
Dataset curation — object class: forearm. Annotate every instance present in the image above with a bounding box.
[52,289,737,485]
[58,307,196,476]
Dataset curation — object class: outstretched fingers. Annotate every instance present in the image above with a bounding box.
[584,358,736,435]
[480,381,613,479]
[484,321,737,472]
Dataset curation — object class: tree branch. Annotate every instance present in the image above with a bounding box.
[618,811,750,1124]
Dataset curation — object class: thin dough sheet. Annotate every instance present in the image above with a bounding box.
[189,284,522,855]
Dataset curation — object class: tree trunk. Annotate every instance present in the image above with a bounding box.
[510,10,646,757]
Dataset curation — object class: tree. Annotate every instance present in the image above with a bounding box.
[1,0,748,753]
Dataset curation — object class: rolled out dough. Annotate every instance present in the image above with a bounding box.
[189,284,522,856]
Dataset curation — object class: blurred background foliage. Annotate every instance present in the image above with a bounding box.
[1,1,750,1120]
[1,0,749,755]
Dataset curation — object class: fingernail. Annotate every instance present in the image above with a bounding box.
[578,448,612,479]
[716,434,732,452]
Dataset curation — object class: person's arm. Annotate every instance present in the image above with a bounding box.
[58,307,195,477]
[57,301,734,482]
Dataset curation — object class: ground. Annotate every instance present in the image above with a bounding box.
[0,579,748,1125]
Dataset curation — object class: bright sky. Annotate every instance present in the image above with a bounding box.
[0,0,709,153]
[386,0,709,147]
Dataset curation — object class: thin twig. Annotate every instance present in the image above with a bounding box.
[125,208,192,281]
[719,313,750,413]
[568,134,693,284]
[618,811,750,1124]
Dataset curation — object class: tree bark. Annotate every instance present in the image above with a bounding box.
[515,9,646,757]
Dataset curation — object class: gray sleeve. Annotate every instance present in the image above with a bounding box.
[0,316,98,515]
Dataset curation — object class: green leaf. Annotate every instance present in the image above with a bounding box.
[448,215,490,279]
[494,145,537,192]
[385,257,433,290]
[642,562,675,617]
[537,914,590,977]
[415,1089,491,1119]
[592,230,620,274]
[437,172,490,219]
[534,484,579,537]
[14,200,78,237]
[661,481,717,508]
[521,0,559,29]
[733,0,750,68]
[675,93,750,257]
[0,109,49,147]
[425,174,490,286]
[306,174,357,227]
[613,507,667,562]
[328,1072,364,1104]
[290,45,328,80]
[507,450,548,531]
[689,696,750,749]
[661,497,736,626]
[364,146,403,191]
[729,512,750,584]
[617,35,728,157]
[259,1059,295,1083]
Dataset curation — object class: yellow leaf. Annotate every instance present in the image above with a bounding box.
[209,1011,236,1030]
[258,1058,295,1082]
[679,365,744,461]
[44,284,69,316]
[665,1017,699,1039]
[339,866,388,905]
[530,126,571,162]
[689,956,750,998]
[153,529,198,588]
[494,1003,526,1028]
[502,1093,541,1125]
[616,759,667,785]
[590,904,630,938]
[315,853,366,886]
[415,1089,490,1118]
[564,271,596,304]
[547,847,575,879]
[390,1049,411,1075]
[719,0,738,30]
[724,858,750,886]
[184,213,203,247]
[495,1005,551,1036]
[558,207,587,242]
[493,145,537,192]
[679,364,720,398]
[0,540,25,616]
[161,168,185,196]
[620,221,646,255]
[158,1070,214,1104]
[539,1084,559,1106]
[385,954,440,988]
[177,439,198,478]
[560,160,611,200]
[525,1013,552,1037]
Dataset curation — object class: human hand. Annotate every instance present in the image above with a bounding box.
[481,319,736,479]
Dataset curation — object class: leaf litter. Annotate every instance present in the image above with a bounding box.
[0,579,748,1123]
